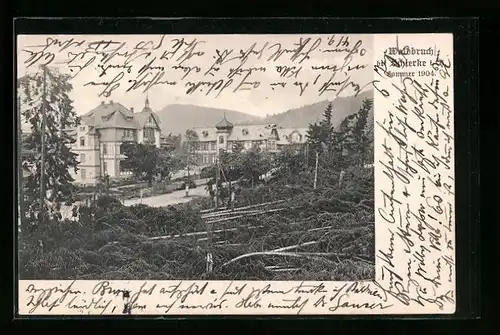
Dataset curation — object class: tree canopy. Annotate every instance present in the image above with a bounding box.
[305,98,374,174]
[120,143,176,186]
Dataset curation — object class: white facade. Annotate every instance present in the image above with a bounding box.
[190,117,308,166]
[69,98,162,186]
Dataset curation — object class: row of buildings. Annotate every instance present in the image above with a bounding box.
[60,98,308,185]
[189,116,308,165]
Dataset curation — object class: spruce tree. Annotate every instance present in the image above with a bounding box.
[353,98,373,164]
[320,102,335,157]
[18,65,79,223]
[306,102,336,167]
[320,102,334,134]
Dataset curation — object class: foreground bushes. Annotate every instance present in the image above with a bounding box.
[19,166,374,281]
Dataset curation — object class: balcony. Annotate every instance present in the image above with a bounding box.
[122,134,137,143]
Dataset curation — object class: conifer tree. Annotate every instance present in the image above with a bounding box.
[353,98,373,165]
[18,65,79,223]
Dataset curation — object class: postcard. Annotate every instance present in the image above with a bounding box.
[16,32,455,315]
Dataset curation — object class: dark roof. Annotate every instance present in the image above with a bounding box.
[80,99,160,131]
[82,101,138,129]
[215,116,234,129]
[192,124,308,144]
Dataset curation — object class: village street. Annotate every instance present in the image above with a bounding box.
[57,178,211,219]
[122,184,209,207]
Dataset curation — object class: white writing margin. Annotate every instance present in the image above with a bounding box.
[17,33,455,316]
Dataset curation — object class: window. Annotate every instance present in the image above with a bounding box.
[269,141,277,151]
[103,162,107,175]
[102,144,107,155]
[81,169,86,180]
[80,126,86,131]
[148,128,155,138]
[80,137,85,146]
[80,153,86,163]
[291,132,302,143]
[219,136,224,144]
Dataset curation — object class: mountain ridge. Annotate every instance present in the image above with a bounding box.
[156,89,374,135]
[156,104,263,135]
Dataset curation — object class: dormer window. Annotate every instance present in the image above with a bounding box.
[101,112,114,122]
[242,128,249,136]
[202,130,209,137]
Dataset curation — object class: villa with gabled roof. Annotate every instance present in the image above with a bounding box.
[67,96,161,185]
[190,114,309,165]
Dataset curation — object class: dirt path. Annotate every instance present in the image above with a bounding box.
[122,186,209,207]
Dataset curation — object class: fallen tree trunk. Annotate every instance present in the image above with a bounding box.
[271,241,318,252]
[220,251,339,267]
[204,208,287,224]
[201,200,286,217]
[149,225,265,241]
[201,209,272,219]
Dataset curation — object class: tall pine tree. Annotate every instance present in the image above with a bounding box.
[306,102,335,163]
[353,98,373,165]
[18,65,79,223]
[335,98,374,166]
[319,102,334,135]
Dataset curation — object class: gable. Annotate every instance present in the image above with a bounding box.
[83,102,137,129]
[135,112,161,130]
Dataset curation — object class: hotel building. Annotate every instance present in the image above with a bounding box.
[190,115,309,165]
[67,97,161,185]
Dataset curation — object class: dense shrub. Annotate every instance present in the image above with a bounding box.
[19,163,375,281]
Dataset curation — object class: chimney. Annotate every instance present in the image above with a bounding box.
[101,101,105,105]
[130,107,134,113]
[109,100,113,104]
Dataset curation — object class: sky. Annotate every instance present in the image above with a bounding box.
[17,34,373,118]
